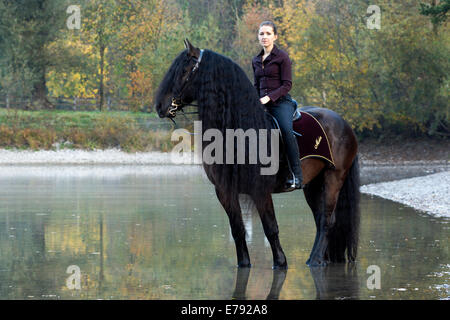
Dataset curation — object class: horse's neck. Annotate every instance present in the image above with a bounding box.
[198,104,274,132]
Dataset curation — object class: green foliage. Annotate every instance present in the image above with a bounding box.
[0,0,72,109]
[420,0,450,25]
[364,0,449,136]
[273,0,449,136]
[0,0,448,139]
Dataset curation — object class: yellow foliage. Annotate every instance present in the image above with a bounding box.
[127,69,153,112]
[47,38,102,99]
[272,0,384,131]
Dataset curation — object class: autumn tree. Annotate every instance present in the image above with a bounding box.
[0,0,71,109]
[270,0,448,136]
[112,0,172,111]
[232,1,273,78]
[82,0,121,111]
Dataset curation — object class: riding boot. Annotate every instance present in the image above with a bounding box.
[266,97,303,191]
[285,162,303,190]
[284,143,303,191]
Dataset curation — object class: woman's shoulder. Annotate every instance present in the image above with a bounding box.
[274,46,290,59]
[252,49,264,63]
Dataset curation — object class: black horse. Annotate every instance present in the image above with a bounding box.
[155,39,360,268]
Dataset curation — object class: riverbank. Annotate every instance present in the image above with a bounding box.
[358,137,449,165]
[357,138,449,219]
[361,171,450,219]
[0,137,448,219]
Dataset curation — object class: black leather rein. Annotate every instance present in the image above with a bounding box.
[168,49,204,118]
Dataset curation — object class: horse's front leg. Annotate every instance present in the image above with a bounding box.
[215,188,251,268]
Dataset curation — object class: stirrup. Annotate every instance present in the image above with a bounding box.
[284,173,303,191]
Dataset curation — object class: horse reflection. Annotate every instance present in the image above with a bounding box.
[231,268,288,300]
[309,263,359,300]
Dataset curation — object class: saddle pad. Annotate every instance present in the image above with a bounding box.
[293,111,335,166]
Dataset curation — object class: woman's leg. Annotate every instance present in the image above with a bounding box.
[267,101,303,189]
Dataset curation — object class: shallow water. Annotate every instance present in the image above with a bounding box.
[0,165,448,300]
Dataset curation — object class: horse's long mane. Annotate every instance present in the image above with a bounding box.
[155,48,279,197]
[155,48,271,130]
[194,50,271,132]
[192,50,278,197]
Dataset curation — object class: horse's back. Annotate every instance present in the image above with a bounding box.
[299,106,358,168]
[300,106,345,125]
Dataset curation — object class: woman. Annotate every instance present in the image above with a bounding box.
[252,20,303,190]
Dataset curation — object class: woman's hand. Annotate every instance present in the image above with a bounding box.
[260,96,271,104]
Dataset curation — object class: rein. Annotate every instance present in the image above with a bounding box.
[168,49,204,118]
[167,107,199,131]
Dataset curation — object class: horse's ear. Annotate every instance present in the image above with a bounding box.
[184,38,200,59]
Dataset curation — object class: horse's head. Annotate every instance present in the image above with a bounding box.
[154,39,203,118]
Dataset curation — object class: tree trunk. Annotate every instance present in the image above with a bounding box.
[432,0,438,35]
[99,44,105,111]
[31,67,53,110]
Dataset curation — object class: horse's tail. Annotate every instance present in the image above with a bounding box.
[328,155,360,263]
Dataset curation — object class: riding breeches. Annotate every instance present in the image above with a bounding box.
[266,95,301,174]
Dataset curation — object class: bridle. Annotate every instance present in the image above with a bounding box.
[168,49,204,118]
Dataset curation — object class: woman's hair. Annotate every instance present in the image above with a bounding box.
[259,20,277,35]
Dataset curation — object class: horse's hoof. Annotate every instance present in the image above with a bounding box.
[307,259,329,267]
[272,265,288,270]
[272,262,288,270]
[237,263,252,268]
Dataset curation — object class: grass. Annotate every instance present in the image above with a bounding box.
[0,109,174,152]
[0,109,159,129]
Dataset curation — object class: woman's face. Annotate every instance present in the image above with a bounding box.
[258,25,277,49]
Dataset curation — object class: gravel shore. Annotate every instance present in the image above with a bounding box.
[361,171,449,219]
[0,148,448,219]
[0,149,177,165]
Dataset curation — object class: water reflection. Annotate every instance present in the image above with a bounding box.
[310,264,359,300]
[232,268,250,300]
[231,268,287,300]
[0,165,448,300]
[266,270,288,300]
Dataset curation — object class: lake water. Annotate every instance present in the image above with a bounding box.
[0,165,448,300]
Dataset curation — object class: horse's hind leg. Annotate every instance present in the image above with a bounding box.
[251,193,287,269]
[303,172,325,266]
[215,187,251,268]
[306,170,346,267]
